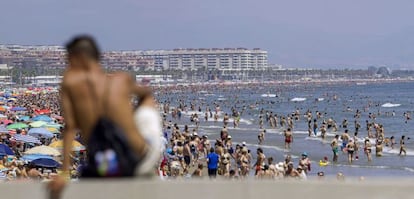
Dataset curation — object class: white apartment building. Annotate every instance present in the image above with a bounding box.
[136,48,268,71]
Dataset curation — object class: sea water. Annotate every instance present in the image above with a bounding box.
[156,81,414,177]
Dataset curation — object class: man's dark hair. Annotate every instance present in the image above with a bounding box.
[66,35,100,61]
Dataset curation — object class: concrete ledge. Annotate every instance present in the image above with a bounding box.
[2,179,414,199]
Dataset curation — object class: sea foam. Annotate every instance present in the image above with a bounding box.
[381,103,401,108]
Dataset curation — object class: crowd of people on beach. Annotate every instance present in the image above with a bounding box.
[154,83,411,181]
[0,90,69,181]
[0,82,411,183]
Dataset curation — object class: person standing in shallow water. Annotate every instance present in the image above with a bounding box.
[399,135,407,156]
[313,119,318,136]
[364,138,372,162]
[330,135,339,163]
[346,140,355,164]
[284,128,293,150]
[341,130,350,151]
[207,147,219,179]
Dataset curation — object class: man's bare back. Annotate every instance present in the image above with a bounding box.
[62,68,146,154]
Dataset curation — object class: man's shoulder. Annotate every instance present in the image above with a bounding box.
[61,70,80,88]
[108,72,133,81]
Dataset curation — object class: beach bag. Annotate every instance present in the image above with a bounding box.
[81,117,140,177]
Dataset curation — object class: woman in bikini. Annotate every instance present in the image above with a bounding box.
[364,138,372,162]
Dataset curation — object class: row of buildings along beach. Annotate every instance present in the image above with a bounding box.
[0,44,406,86]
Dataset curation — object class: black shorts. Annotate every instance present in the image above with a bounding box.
[208,168,217,177]
[184,156,191,165]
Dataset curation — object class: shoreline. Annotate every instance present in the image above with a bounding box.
[149,78,414,88]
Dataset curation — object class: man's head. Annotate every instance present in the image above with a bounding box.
[66,35,101,67]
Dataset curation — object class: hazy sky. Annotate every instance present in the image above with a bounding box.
[1,0,414,68]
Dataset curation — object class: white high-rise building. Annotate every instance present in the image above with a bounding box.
[136,48,268,71]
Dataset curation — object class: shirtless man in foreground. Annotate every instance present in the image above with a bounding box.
[48,36,149,197]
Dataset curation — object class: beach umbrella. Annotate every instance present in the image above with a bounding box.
[0,126,9,134]
[32,115,53,122]
[21,154,54,162]
[28,128,54,138]
[10,107,26,111]
[17,115,31,122]
[46,127,60,133]
[3,93,11,98]
[0,144,14,156]
[30,158,61,168]
[45,123,62,129]
[6,122,28,130]
[49,140,85,151]
[29,121,47,128]
[51,115,64,121]
[1,120,13,125]
[0,128,8,134]
[25,145,60,156]
[13,134,41,144]
[35,109,51,115]
[7,98,17,102]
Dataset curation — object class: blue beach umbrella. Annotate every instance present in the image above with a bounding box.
[30,158,61,168]
[28,128,54,138]
[21,154,54,162]
[0,144,14,156]
[32,115,53,122]
[0,126,8,133]
[13,134,41,144]
[17,115,31,122]
[10,107,26,111]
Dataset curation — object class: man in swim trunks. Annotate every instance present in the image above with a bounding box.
[331,135,339,162]
[254,148,266,176]
[48,36,149,197]
[183,141,192,172]
[284,128,293,149]
[341,130,350,151]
